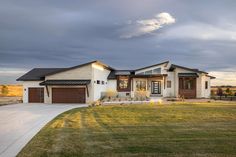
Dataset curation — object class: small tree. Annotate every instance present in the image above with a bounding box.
[1,85,9,96]
[217,88,223,96]
[226,88,230,95]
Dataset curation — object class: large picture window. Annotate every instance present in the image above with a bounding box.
[136,80,146,91]
[117,76,130,91]
[179,78,195,90]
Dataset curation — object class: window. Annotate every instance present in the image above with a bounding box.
[144,70,152,75]
[136,80,147,91]
[205,81,208,89]
[185,79,194,89]
[167,81,171,88]
[137,72,145,75]
[153,68,161,74]
[179,78,195,90]
[117,76,130,91]
[97,80,100,84]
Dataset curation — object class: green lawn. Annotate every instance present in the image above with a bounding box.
[18,102,236,157]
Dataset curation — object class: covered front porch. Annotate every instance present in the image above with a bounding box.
[130,74,167,98]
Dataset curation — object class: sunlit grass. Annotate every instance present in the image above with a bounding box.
[18,102,236,157]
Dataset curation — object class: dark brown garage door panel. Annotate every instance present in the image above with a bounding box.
[28,88,44,103]
[52,88,85,103]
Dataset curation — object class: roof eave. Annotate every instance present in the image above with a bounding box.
[135,61,170,71]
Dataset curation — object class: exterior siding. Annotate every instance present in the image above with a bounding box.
[165,72,175,97]
[107,80,117,91]
[46,64,92,80]
[22,81,43,103]
[45,64,93,103]
[20,61,213,103]
[173,67,211,98]
[91,63,111,101]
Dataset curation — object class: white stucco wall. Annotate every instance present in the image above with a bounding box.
[46,64,92,80]
[91,63,111,101]
[199,74,211,98]
[173,68,201,98]
[165,72,175,97]
[107,80,117,91]
[22,81,43,103]
[172,67,212,98]
[44,64,93,102]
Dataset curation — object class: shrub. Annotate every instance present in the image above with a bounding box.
[89,100,102,107]
[1,85,9,96]
[135,91,149,100]
[105,90,117,98]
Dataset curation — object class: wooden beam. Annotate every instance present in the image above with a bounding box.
[46,85,49,97]
[86,85,89,97]
[164,76,166,89]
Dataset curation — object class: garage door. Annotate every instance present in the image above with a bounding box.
[28,88,44,103]
[52,88,85,103]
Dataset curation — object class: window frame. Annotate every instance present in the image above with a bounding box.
[205,81,208,89]
[136,80,147,91]
[117,76,131,92]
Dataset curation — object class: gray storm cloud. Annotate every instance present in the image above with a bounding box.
[0,0,236,85]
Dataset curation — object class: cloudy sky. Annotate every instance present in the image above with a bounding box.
[0,0,236,85]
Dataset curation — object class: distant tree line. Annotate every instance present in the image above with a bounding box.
[216,87,236,97]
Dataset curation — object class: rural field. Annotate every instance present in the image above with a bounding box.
[0,85,23,105]
[18,102,236,157]
[0,85,23,97]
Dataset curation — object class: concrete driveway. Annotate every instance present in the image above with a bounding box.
[0,103,87,157]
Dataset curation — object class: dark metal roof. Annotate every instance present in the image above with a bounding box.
[40,80,91,86]
[169,64,208,74]
[17,60,115,81]
[16,68,67,81]
[206,75,216,79]
[178,73,199,77]
[46,60,115,76]
[108,70,134,79]
[135,61,169,71]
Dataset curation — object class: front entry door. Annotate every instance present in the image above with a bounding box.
[151,81,161,94]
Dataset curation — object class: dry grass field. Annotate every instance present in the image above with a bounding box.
[0,85,23,97]
[0,85,23,105]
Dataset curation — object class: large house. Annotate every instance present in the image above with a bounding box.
[17,60,215,103]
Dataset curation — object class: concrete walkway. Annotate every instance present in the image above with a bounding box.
[0,103,87,157]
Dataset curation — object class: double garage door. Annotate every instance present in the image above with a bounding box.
[52,88,86,103]
[28,87,85,103]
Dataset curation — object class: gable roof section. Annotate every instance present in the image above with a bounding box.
[169,64,208,74]
[135,61,169,71]
[45,60,115,76]
[16,68,67,81]
[17,60,115,81]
